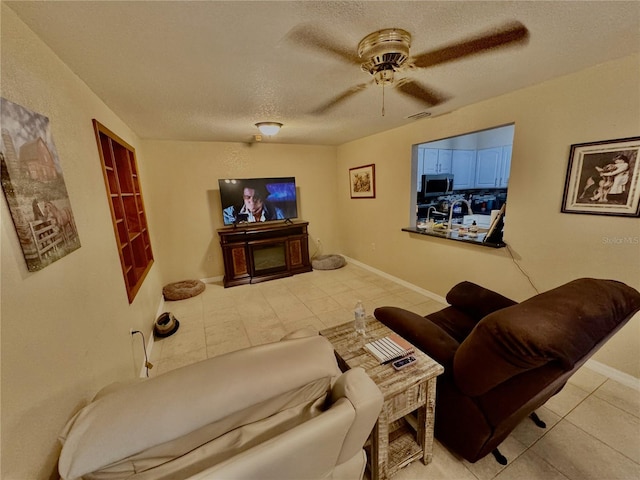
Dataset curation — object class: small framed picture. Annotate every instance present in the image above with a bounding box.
[561,136,640,217]
[349,164,376,199]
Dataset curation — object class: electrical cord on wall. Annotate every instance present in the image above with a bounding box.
[310,237,322,259]
[131,330,151,377]
[505,243,540,295]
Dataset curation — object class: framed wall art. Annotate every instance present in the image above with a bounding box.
[561,136,640,217]
[1,97,81,271]
[349,163,376,199]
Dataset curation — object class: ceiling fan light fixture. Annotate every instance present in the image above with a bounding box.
[373,68,395,85]
[255,122,283,136]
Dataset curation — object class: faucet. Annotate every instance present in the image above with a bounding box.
[448,200,472,229]
[426,206,437,224]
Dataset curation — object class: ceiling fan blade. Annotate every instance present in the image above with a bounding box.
[311,83,369,114]
[286,25,361,65]
[395,79,449,107]
[411,21,530,69]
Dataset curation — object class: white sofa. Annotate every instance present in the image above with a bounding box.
[58,334,383,480]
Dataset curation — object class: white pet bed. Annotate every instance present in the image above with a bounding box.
[311,254,346,270]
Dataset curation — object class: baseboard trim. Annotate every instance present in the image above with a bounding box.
[342,255,447,304]
[201,275,224,284]
[584,360,640,391]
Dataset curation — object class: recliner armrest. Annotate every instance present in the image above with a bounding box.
[374,306,459,369]
[330,368,383,464]
[446,281,517,321]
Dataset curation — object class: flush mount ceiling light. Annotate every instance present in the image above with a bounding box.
[255,122,283,136]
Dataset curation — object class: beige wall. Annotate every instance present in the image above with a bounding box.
[139,141,337,283]
[1,7,163,479]
[336,54,640,377]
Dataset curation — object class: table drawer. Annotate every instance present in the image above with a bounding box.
[385,381,426,421]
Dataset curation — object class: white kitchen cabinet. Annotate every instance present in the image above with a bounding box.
[423,148,452,174]
[499,146,512,188]
[451,150,476,190]
[475,148,502,188]
[475,146,512,188]
[418,145,510,191]
[417,148,453,191]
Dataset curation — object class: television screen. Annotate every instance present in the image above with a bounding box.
[218,177,298,226]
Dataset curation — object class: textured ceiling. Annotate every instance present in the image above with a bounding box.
[6,1,640,146]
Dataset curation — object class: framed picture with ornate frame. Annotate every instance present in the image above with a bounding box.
[561,136,640,217]
[349,163,375,199]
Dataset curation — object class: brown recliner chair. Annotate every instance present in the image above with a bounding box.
[374,278,640,464]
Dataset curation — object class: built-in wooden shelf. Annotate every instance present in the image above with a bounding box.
[93,120,154,303]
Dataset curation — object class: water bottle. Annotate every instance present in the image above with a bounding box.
[354,300,366,337]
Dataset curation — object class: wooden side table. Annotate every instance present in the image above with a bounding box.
[320,317,444,480]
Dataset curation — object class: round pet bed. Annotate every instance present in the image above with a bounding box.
[311,254,346,270]
[162,279,206,301]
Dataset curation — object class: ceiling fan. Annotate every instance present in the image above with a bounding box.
[288,21,529,115]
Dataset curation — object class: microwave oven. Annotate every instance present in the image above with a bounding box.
[421,174,454,196]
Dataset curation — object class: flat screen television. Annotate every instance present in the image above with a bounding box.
[218,177,298,226]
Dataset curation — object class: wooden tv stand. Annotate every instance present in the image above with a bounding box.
[218,221,312,287]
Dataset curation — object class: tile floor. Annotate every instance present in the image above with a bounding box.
[150,263,640,480]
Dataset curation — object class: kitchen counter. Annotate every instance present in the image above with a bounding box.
[402,225,506,248]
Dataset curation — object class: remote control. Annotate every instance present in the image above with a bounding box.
[392,356,417,370]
